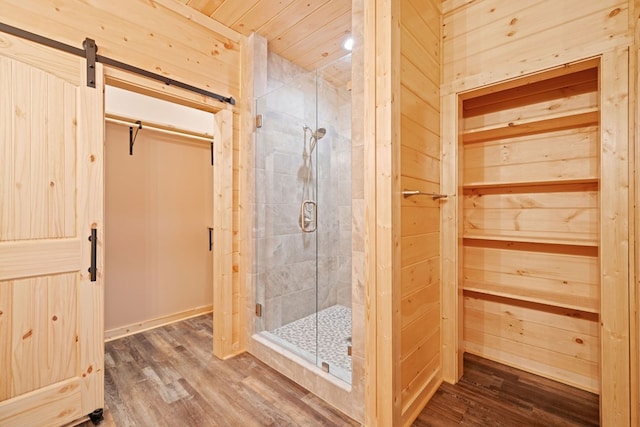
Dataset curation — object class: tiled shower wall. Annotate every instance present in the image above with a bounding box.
[255,52,352,331]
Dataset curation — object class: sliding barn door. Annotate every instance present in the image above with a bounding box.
[0,34,104,426]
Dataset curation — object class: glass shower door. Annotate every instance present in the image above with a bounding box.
[254,68,319,369]
[254,54,353,384]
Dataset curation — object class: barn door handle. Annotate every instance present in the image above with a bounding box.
[88,227,97,282]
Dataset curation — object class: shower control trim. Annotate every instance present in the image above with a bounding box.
[300,200,317,232]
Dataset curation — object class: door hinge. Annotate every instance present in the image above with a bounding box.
[255,114,263,128]
[347,345,352,356]
[255,303,263,317]
[210,142,214,166]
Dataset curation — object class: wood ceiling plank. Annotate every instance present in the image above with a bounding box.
[268,1,351,57]
[185,0,225,17]
[253,0,334,40]
[209,0,259,32]
[231,0,298,34]
[279,10,352,70]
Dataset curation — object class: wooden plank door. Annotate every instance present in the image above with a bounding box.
[0,33,104,426]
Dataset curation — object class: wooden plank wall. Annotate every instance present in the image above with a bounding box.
[0,1,246,357]
[632,3,640,425]
[398,0,442,425]
[442,0,631,92]
[441,1,635,425]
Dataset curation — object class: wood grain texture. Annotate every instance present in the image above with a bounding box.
[0,0,241,98]
[181,0,352,73]
[440,93,463,385]
[76,315,358,427]
[399,0,442,424]
[76,61,105,417]
[599,48,631,426]
[363,0,378,423]
[633,3,640,424]
[413,353,599,427]
[0,39,103,426]
[442,0,630,94]
[0,57,76,242]
[464,292,600,392]
[212,108,235,358]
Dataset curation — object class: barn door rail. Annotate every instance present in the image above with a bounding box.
[0,22,236,105]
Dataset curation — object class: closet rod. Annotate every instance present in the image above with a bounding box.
[105,114,214,143]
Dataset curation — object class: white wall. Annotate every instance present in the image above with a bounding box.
[104,87,214,335]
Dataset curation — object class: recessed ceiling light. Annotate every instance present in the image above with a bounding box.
[343,37,354,51]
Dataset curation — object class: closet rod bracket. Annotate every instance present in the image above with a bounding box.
[129,121,142,156]
[402,190,448,200]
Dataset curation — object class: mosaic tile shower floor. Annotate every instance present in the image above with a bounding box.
[266,305,352,383]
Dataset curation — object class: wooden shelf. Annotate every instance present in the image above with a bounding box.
[462,281,599,314]
[462,177,598,190]
[462,109,598,144]
[463,234,598,248]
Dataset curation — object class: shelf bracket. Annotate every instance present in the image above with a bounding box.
[129,120,142,156]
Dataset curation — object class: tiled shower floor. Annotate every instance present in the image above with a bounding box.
[265,305,352,383]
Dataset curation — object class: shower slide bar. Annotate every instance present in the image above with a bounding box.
[402,190,448,200]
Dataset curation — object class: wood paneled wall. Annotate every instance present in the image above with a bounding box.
[441,0,631,92]
[0,1,240,99]
[365,0,443,425]
[441,1,635,425]
[399,0,442,425]
[632,2,640,424]
[0,1,245,357]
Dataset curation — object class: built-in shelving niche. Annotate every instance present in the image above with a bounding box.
[460,62,601,393]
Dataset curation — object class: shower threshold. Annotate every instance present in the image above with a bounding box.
[262,304,352,384]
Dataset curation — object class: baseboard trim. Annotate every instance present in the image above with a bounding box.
[105,305,213,342]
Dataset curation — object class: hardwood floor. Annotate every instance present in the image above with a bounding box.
[414,353,600,427]
[77,315,599,427]
[78,315,358,427]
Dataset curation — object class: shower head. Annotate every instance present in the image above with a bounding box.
[312,128,326,141]
[309,127,326,154]
[303,124,326,141]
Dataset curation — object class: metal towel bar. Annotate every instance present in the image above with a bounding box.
[402,190,448,200]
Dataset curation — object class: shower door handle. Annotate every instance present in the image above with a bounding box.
[300,200,317,233]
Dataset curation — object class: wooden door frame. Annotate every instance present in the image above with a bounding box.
[103,69,236,360]
[440,51,633,425]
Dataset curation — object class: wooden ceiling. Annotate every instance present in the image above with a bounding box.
[180,0,353,72]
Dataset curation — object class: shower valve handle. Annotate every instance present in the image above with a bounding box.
[300,200,317,233]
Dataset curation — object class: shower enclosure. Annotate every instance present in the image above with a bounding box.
[254,54,352,383]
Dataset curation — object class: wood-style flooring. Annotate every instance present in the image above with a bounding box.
[78,315,599,427]
[414,353,599,427]
[78,315,358,427]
